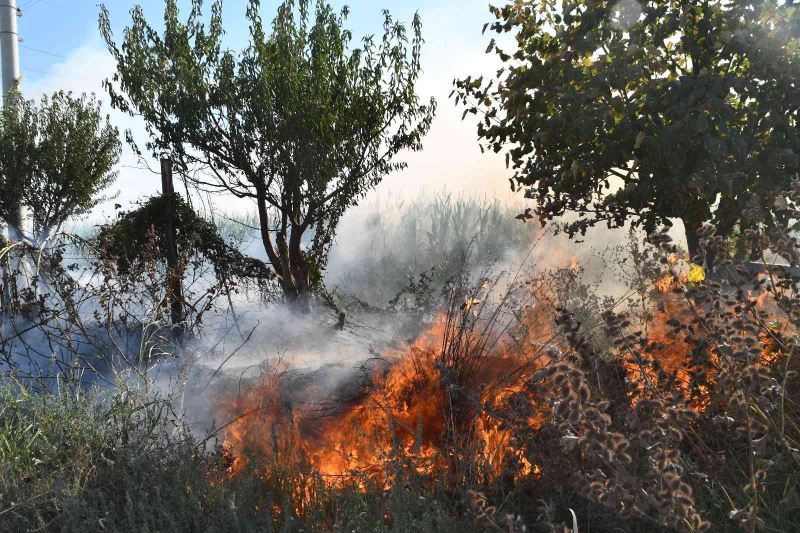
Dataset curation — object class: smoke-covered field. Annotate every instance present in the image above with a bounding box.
[4,0,800,530]
[2,192,798,533]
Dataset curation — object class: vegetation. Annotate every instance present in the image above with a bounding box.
[0,89,120,242]
[99,0,435,308]
[454,0,800,263]
[0,377,479,533]
[2,219,799,531]
[327,193,537,307]
[2,0,800,532]
[97,195,274,294]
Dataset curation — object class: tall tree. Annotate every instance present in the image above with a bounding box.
[0,89,120,243]
[28,91,121,241]
[100,0,435,309]
[455,0,800,264]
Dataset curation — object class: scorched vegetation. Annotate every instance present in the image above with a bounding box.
[2,1,800,533]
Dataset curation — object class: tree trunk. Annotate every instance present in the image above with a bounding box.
[288,283,312,313]
[683,218,721,272]
[287,223,311,313]
[281,239,311,313]
[5,209,23,242]
[256,195,312,312]
[3,210,30,315]
[684,219,701,264]
[0,246,10,316]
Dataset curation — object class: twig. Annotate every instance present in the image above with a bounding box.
[203,323,259,390]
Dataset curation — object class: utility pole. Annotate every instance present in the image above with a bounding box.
[0,0,23,242]
[0,0,19,316]
[0,0,19,95]
[160,157,185,343]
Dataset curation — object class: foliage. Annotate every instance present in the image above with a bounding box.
[0,225,259,372]
[0,378,272,532]
[3,215,800,531]
[0,89,35,239]
[454,0,800,259]
[509,225,799,532]
[97,194,273,287]
[0,89,120,242]
[99,0,435,306]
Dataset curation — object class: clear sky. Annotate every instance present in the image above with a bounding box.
[16,0,513,219]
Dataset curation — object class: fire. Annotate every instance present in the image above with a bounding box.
[569,256,580,275]
[217,311,550,488]
[625,268,784,409]
[215,260,787,495]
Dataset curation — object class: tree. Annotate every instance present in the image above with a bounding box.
[454,1,800,264]
[28,91,121,242]
[0,89,121,243]
[0,88,36,242]
[100,0,435,309]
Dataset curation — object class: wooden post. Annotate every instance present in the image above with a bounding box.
[160,157,184,342]
[0,245,10,316]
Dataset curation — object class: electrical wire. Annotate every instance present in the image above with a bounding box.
[20,44,66,59]
[20,0,46,11]
[21,65,48,74]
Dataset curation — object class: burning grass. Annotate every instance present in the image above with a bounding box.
[211,240,800,532]
[217,311,549,487]
[2,224,799,532]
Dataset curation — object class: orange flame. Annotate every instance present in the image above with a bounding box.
[216,264,785,492]
[217,311,551,488]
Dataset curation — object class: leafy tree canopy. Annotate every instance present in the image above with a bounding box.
[0,89,120,242]
[100,0,435,306]
[455,0,800,261]
[97,194,273,286]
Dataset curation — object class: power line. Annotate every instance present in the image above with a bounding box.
[21,65,47,74]
[19,0,46,10]
[20,44,66,59]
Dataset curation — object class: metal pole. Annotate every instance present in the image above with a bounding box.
[0,0,19,314]
[0,0,22,243]
[0,0,19,96]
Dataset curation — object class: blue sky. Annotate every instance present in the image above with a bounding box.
[20,0,451,74]
[17,0,512,217]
